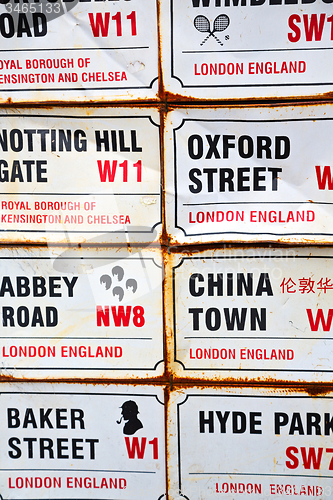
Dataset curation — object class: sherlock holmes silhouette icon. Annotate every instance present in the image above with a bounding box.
[117,401,143,435]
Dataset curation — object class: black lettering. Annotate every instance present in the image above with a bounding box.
[250,412,262,434]
[307,413,321,435]
[2,306,14,326]
[208,273,223,296]
[189,168,202,193]
[289,413,305,435]
[206,135,221,159]
[17,13,32,37]
[275,136,290,159]
[199,411,214,433]
[74,130,87,152]
[71,409,85,429]
[275,412,289,434]
[256,273,273,296]
[215,411,230,433]
[188,135,203,160]
[0,13,14,38]
[85,438,99,459]
[189,308,203,330]
[8,437,21,458]
[23,437,37,458]
[72,439,84,459]
[33,13,47,37]
[189,274,204,297]
[56,409,68,429]
[95,131,109,152]
[325,414,333,435]
[232,412,246,433]
[40,438,54,459]
[23,409,37,428]
[57,438,69,459]
[7,408,20,428]
[238,136,254,159]
[31,306,44,327]
[40,408,53,429]
[46,306,58,327]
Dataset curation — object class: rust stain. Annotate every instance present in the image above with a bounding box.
[0,373,330,399]
[165,99,333,112]
[156,0,165,105]
[321,91,333,99]
[168,237,333,249]
[164,92,333,106]
[167,379,333,397]
[0,375,169,385]
[159,105,168,249]
[163,385,170,500]
[166,241,328,254]
[163,248,173,381]
[0,99,163,111]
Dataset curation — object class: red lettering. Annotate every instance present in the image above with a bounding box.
[326,448,333,470]
[133,160,142,182]
[127,11,137,36]
[306,309,333,332]
[88,13,110,37]
[132,306,145,327]
[112,11,122,36]
[288,14,301,42]
[96,306,109,327]
[328,15,333,40]
[125,437,147,459]
[111,306,131,327]
[97,160,117,182]
[149,438,158,459]
[303,14,326,42]
[119,160,128,182]
[286,446,299,469]
[301,447,323,470]
[315,165,333,190]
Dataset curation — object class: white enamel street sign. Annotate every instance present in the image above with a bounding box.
[168,387,333,500]
[0,382,166,499]
[0,107,161,244]
[165,105,333,245]
[0,246,163,379]
[0,0,159,103]
[160,0,333,100]
[167,247,333,383]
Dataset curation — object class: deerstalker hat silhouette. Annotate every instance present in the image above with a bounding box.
[120,400,139,412]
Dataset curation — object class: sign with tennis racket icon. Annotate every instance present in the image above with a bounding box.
[163,0,333,100]
[194,14,230,46]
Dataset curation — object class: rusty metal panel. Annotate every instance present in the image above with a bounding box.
[0,382,166,498]
[168,386,333,500]
[165,104,333,245]
[0,0,159,104]
[160,0,333,101]
[0,246,164,379]
[166,246,333,383]
[0,107,161,245]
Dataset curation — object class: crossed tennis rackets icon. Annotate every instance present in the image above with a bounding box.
[194,14,230,46]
